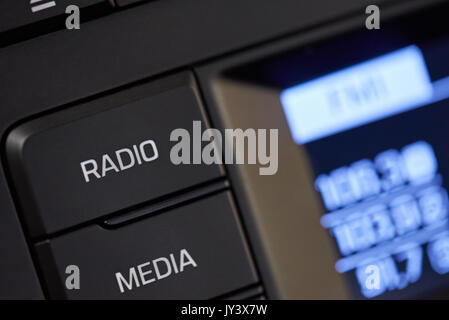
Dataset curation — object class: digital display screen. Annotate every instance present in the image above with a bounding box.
[281,45,449,298]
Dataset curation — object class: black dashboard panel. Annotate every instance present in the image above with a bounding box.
[1,0,449,300]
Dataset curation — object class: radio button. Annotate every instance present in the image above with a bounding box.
[6,73,224,237]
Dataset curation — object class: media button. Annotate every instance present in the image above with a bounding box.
[35,192,259,299]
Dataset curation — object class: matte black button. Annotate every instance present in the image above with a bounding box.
[6,72,224,237]
[35,192,258,299]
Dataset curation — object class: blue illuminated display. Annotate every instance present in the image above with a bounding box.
[280,45,434,145]
[316,141,449,298]
[280,44,449,298]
